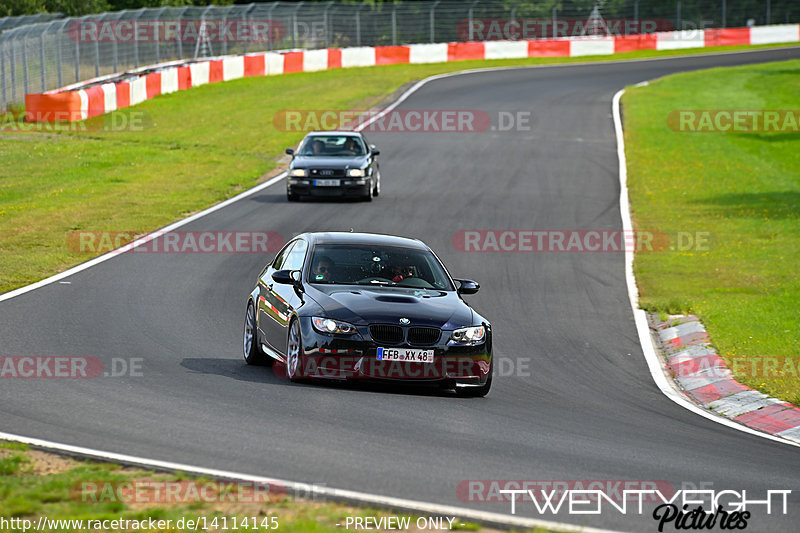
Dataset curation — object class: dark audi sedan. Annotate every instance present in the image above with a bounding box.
[243,232,492,396]
[285,131,381,201]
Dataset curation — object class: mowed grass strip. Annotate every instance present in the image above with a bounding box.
[0,441,558,533]
[0,43,798,294]
[623,59,800,404]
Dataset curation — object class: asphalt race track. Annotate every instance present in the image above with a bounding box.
[2,47,799,532]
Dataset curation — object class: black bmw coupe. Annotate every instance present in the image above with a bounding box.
[243,232,492,396]
[285,131,381,202]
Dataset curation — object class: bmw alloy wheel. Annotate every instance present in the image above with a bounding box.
[243,303,264,365]
[286,319,303,380]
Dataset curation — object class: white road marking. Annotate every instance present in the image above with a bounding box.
[0,431,622,533]
[2,45,798,304]
[612,88,800,448]
[0,172,286,304]
[2,47,799,532]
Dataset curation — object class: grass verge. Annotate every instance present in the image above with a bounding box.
[0,441,554,533]
[623,59,800,404]
[1,42,798,294]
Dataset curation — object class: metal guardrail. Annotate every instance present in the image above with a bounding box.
[1,1,799,112]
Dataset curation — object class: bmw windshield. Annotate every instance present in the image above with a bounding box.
[307,244,454,291]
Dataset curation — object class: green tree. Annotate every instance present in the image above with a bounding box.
[43,0,111,16]
[106,0,234,10]
[0,0,47,17]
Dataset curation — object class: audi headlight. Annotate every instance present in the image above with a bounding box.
[347,168,365,177]
[312,317,357,335]
[449,325,486,345]
[290,169,308,177]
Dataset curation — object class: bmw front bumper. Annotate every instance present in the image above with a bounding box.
[292,318,492,385]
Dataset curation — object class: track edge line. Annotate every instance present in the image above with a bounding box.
[0,431,623,533]
[612,88,800,449]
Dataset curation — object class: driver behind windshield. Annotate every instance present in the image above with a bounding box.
[343,137,363,155]
[308,245,449,289]
[312,255,335,281]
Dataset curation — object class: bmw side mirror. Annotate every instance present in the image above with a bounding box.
[285,148,294,156]
[371,148,380,156]
[455,279,480,295]
[272,270,295,285]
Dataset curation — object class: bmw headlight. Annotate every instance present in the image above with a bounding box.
[449,325,486,345]
[290,169,308,177]
[347,168,365,177]
[312,317,357,335]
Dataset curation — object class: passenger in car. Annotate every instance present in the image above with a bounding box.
[390,263,415,284]
[344,137,361,155]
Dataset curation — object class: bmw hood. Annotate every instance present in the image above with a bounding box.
[307,286,475,329]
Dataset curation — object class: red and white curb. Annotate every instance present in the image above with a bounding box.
[0,53,795,533]
[23,23,800,123]
[652,314,800,445]
[614,85,799,449]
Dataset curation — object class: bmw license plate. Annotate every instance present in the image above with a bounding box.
[377,347,434,363]
[313,179,340,186]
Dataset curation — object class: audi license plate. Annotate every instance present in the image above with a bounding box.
[314,179,340,186]
[377,347,434,363]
